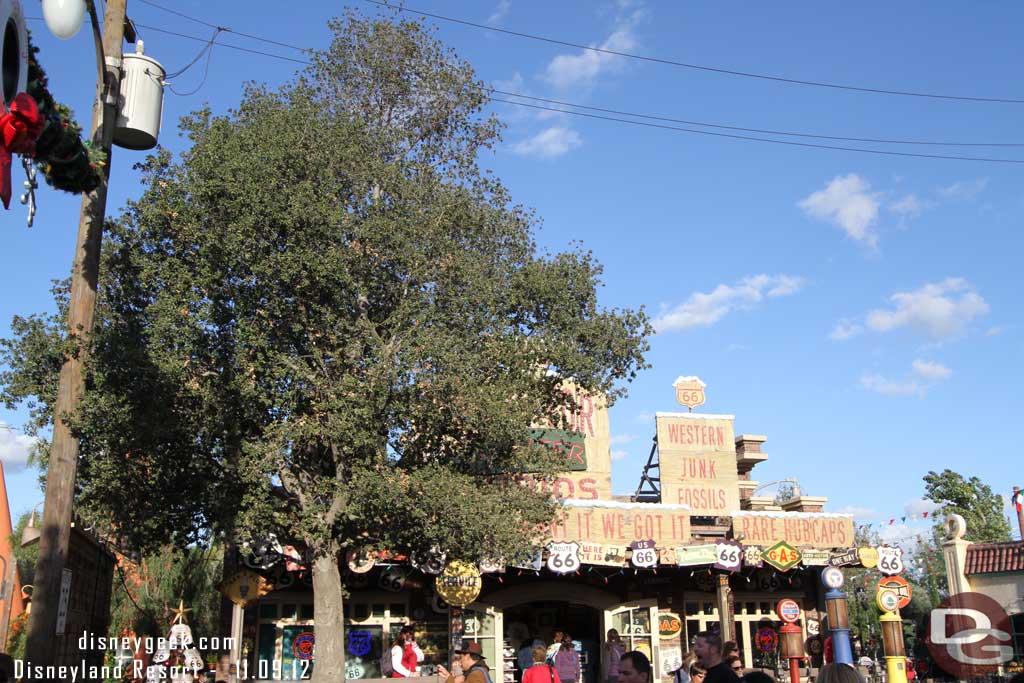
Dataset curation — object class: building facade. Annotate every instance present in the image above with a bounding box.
[228,383,876,682]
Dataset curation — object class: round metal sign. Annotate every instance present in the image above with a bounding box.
[776,598,801,623]
[877,589,899,613]
[822,566,845,590]
[346,548,375,574]
[876,575,912,610]
[435,560,482,607]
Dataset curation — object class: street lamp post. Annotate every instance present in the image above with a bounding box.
[23,0,129,673]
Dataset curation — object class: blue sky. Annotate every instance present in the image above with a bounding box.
[2,0,1021,548]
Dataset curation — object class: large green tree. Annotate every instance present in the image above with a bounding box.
[923,469,1012,543]
[1,12,650,682]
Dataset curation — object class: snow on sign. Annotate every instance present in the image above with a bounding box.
[878,546,904,576]
[630,539,658,568]
[547,541,581,574]
[776,599,801,624]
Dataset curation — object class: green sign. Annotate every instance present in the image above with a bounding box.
[761,541,802,572]
[530,428,587,470]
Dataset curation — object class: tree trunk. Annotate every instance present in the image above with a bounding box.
[311,548,345,683]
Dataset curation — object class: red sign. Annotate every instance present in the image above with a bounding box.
[926,591,1013,679]
[777,599,801,623]
[756,627,779,652]
[876,576,912,610]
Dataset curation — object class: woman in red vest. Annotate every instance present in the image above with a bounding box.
[391,626,424,677]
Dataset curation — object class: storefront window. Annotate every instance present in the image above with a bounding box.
[612,608,654,661]
[463,607,499,667]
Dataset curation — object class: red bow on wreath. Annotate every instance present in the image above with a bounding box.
[0,93,45,209]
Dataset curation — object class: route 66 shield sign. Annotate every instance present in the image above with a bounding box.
[673,376,706,409]
[877,546,904,576]
[547,541,581,574]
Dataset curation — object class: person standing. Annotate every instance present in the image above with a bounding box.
[554,633,581,683]
[524,645,563,683]
[438,642,493,683]
[602,630,626,683]
[392,626,425,677]
[693,631,740,683]
[520,636,546,682]
[547,632,565,664]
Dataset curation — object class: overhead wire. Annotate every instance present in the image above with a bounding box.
[489,89,1024,148]
[81,6,1024,163]
[362,0,1024,105]
[490,98,1024,164]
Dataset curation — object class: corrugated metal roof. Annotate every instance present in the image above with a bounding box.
[965,541,1024,575]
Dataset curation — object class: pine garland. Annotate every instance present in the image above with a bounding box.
[25,31,106,195]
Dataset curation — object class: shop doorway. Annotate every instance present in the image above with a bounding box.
[504,602,602,683]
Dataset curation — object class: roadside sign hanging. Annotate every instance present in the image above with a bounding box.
[630,540,658,569]
[822,566,845,590]
[878,546,904,576]
[436,560,482,607]
[714,540,743,572]
[547,541,582,574]
[761,541,802,571]
[858,547,880,569]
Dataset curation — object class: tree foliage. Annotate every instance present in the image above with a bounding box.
[924,469,1012,543]
[1,11,650,682]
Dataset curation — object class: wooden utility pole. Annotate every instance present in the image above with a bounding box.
[23,0,128,672]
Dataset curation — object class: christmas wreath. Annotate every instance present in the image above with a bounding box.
[25,30,106,196]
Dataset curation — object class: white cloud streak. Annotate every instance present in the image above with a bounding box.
[798,174,880,248]
[653,274,804,333]
[541,6,645,89]
[610,450,628,462]
[865,278,989,339]
[511,126,582,158]
[830,319,864,341]
[0,426,36,470]
[860,374,922,397]
[939,178,988,200]
[487,0,511,25]
[912,359,952,381]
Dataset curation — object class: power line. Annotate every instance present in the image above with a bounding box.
[131,22,311,65]
[491,98,1024,164]
[490,90,1024,148]
[363,0,1024,105]
[87,15,1024,162]
[136,0,309,53]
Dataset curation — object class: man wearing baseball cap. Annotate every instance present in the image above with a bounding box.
[438,642,493,683]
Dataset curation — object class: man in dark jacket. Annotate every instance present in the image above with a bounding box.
[693,632,740,683]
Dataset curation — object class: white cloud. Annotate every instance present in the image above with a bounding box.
[610,450,628,462]
[634,413,654,425]
[860,374,922,397]
[0,425,36,470]
[939,178,988,200]
[487,0,511,25]
[610,434,638,445]
[541,6,644,89]
[798,174,880,248]
[912,359,952,381]
[865,278,989,339]
[986,325,1005,337]
[511,126,582,158]
[830,319,864,341]
[877,523,915,544]
[652,274,804,333]
[836,505,878,520]
[904,498,943,517]
[889,194,927,219]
